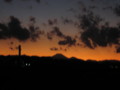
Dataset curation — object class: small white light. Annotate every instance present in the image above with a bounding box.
[25,63,31,67]
[26,63,28,66]
[28,63,31,66]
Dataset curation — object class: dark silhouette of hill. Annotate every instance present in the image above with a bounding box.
[70,57,78,60]
[0,55,120,89]
[52,53,67,59]
[0,54,120,71]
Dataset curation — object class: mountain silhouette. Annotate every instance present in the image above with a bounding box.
[70,57,78,60]
[52,53,67,59]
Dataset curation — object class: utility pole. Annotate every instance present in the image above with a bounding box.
[18,45,21,56]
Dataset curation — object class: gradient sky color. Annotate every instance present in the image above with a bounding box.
[0,0,120,61]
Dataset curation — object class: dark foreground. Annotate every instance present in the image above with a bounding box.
[0,55,120,89]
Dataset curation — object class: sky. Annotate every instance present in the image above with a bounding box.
[0,0,120,61]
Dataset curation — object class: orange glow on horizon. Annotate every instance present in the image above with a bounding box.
[0,39,120,61]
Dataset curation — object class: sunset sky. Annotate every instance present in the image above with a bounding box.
[0,0,120,61]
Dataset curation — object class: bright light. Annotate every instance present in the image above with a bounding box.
[25,63,31,67]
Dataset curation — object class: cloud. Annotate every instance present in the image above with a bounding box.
[22,0,41,3]
[4,0,12,3]
[9,47,14,50]
[36,0,41,3]
[77,12,120,52]
[114,5,120,16]
[116,45,120,53]
[90,0,95,2]
[8,16,30,41]
[77,1,88,13]
[50,47,59,51]
[47,33,53,40]
[29,16,44,41]
[50,47,67,52]
[68,8,76,13]
[80,27,120,49]
[47,27,65,39]
[29,16,36,23]
[48,19,58,26]
[58,36,76,46]
[29,26,41,42]
[10,41,14,45]
[0,17,29,41]
[47,26,64,40]
[8,41,16,51]
[61,17,73,25]
[78,12,103,30]
[47,26,77,46]
[67,2,120,53]
[52,27,64,38]
[0,16,41,42]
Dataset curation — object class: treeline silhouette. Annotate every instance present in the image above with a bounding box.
[1,55,120,89]
[0,55,120,71]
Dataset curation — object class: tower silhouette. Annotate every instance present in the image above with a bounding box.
[18,45,21,56]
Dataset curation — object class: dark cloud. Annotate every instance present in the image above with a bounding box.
[48,27,65,38]
[48,19,58,26]
[58,36,76,46]
[36,0,41,3]
[8,16,30,41]
[10,42,14,45]
[30,16,36,23]
[52,27,64,38]
[61,17,73,25]
[50,47,67,52]
[0,16,29,41]
[4,0,12,3]
[64,48,67,52]
[77,43,83,47]
[50,47,59,51]
[114,5,120,16]
[47,26,76,47]
[29,16,43,41]
[47,33,53,40]
[77,1,88,13]
[8,42,16,51]
[81,27,120,48]
[90,0,95,2]
[47,27,64,40]
[78,12,103,30]
[68,8,76,13]
[77,12,120,51]
[0,23,9,39]
[0,16,41,42]
[22,0,40,3]
[9,47,14,50]
[48,19,54,26]
[29,26,41,42]
[116,47,120,53]
[66,1,120,53]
